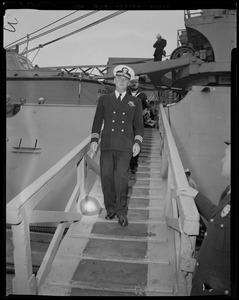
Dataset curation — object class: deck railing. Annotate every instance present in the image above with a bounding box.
[184,10,202,20]
[159,103,200,296]
[184,9,235,21]
[6,135,100,294]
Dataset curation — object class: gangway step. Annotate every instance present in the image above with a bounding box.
[97,209,166,224]
[136,167,162,173]
[41,279,174,296]
[130,172,162,179]
[138,158,161,163]
[128,188,162,198]
[69,232,167,243]
[39,218,175,296]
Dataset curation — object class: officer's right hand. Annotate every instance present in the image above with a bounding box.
[90,142,98,155]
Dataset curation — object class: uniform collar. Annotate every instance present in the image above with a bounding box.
[131,90,138,96]
[115,90,127,100]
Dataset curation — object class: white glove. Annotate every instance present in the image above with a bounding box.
[132,143,140,157]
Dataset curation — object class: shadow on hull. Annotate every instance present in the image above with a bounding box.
[167,86,230,205]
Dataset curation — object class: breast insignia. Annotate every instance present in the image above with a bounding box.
[221,204,230,218]
[128,101,135,107]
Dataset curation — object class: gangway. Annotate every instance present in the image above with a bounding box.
[38,127,175,296]
[6,104,199,296]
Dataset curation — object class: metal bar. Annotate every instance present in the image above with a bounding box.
[77,156,87,202]
[34,139,38,148]
[29,210,82,223]
[36,223,68,292]
[11,212,36,294]
[37,172,83,290]
[85,153,100,176]
[18,138,22,148]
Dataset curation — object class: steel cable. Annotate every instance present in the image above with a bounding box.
[5,11,98,49]
[20,11,127,56]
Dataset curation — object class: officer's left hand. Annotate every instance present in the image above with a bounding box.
[132,143,140,157]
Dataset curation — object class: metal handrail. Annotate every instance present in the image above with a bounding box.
[6,134,100,294]
[159,103,200,295]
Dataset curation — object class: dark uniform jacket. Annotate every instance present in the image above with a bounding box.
[91,92,144,152]
[191,185,231,295]
[153,38,167,60]
[130,90,148,110]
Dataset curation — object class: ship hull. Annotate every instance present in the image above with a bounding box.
[167,85,230,205]
[6,104,97,215]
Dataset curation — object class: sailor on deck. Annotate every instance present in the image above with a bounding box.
[90,65,144,227]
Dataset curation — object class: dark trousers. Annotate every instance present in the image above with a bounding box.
[100,150,132,216]
[154,54,162,61]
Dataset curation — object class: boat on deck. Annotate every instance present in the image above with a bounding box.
[6,48,115,105]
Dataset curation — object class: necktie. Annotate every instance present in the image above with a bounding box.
[117,93,122,102]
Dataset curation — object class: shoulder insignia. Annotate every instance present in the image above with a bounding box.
[221,204,230,218]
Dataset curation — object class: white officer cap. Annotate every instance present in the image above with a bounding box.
[113,65,135,80]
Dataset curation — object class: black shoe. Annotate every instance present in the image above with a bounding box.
[105,212,116,220]
[118,215,128,227]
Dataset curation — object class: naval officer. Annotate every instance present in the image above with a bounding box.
[180,137,231,295]
[90,65,144,227]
